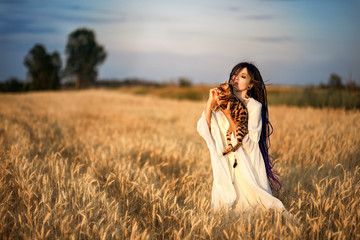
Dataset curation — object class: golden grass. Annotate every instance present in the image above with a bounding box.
[0,89,359,239]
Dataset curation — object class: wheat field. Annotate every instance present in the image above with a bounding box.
[0,89,359,239]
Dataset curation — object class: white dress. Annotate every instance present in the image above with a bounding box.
[197,97,286,213]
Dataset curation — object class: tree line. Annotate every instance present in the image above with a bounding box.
[1,28,106,92]
[319,73,358,91]
[1,28,359,92]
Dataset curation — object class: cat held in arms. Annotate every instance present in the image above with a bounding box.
[212,83,249,168]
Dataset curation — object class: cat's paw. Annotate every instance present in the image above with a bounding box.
[222,148,232,156]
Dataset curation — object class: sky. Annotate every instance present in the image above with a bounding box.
[0,0,359,85]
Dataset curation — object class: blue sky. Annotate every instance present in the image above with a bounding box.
[0,0,359,85]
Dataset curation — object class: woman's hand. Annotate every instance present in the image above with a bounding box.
[208,88,219,108]
[221,102,231,118]
[204,80,227,131]
[207,80,227,108]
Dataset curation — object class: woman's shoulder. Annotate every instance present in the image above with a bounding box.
[248,97,262,111]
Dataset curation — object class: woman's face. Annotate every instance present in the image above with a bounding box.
[230,67,252,92]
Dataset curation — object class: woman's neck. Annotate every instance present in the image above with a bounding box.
[234,90,249,101]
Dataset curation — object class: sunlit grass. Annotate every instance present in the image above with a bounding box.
[0,89,359,239]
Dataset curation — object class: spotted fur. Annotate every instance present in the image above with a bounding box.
[213,83,249,167]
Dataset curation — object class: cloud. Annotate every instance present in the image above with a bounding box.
[60,3,94,12]
[224,3,276,21]
[0,0,27,3]
[253,36,292,43]
[226,6,241,12]
[0,5,125,38]
[225,7,277,21]
[0,17,58,35]
[259,0,312,1]
[50,14,126,24]
[242,14,275,21]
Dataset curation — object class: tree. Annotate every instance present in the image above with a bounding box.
[23,44,62,90]
[64,28,106,89]
[178,77,192,87]
[0,77,23,92]
[345,72,358,91]
[328,73,343,89]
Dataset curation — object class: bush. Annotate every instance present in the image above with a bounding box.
[178,77,192,87]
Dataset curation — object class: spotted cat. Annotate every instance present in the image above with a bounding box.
[212,83,249,167]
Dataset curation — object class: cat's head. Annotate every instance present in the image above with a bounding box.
[213,83,233,112]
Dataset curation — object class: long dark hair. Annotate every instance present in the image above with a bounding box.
[228,62,282,192]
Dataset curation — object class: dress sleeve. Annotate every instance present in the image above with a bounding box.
[242,103,262,152]
[197,110,237,208]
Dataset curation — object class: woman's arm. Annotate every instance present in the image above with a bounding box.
[205,88,219,130]
[205,100,212,130]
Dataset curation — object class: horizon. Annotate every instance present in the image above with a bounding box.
[1,0,359,86]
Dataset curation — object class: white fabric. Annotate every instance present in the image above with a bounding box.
[197,97,286,212]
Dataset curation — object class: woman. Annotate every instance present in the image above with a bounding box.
[197,62,287,213]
